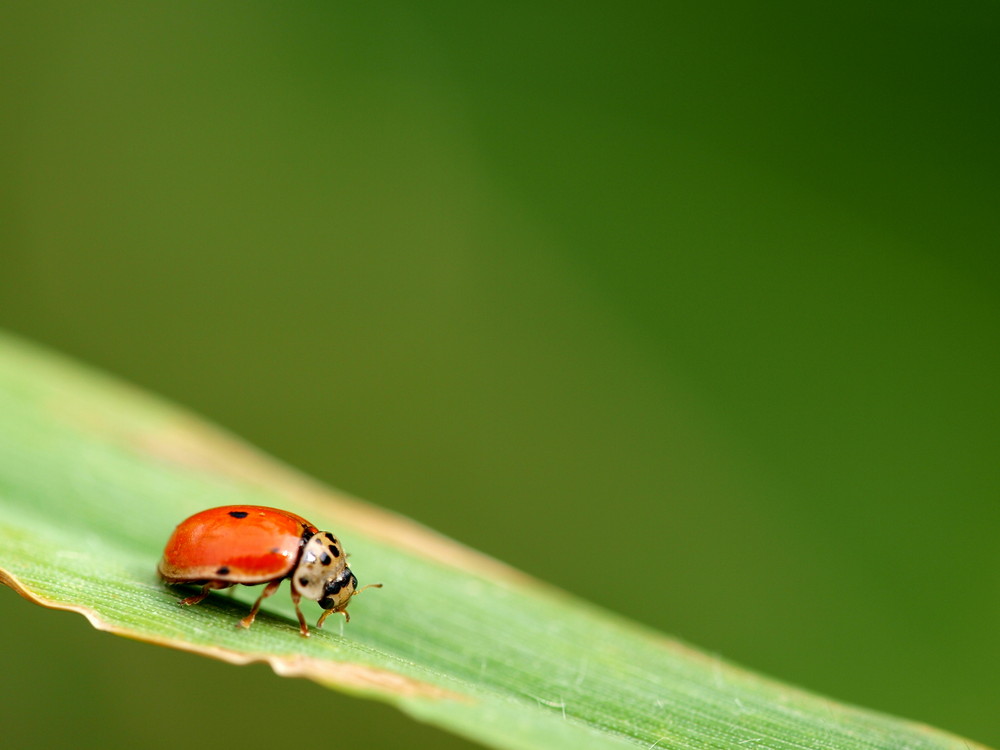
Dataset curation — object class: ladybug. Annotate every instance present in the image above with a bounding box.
[158,505,381,637]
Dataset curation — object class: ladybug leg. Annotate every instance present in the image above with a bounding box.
[290,589,310,637]
[317,607,349,628]
[179,581,228,606]
[238,579,281,630]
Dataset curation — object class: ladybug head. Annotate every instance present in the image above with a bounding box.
[292,531,348,603]
[316,569,383,626]
[292,530,382,626]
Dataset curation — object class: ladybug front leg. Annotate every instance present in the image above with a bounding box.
[238,579,282,630]
[317,607,349,628]
[179,580,229,606]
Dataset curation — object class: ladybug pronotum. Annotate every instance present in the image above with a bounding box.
[158,505,381,637]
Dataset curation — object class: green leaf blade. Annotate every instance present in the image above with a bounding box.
[0,332,988,750]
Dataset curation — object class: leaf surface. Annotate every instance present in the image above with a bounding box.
[0,332,986,750]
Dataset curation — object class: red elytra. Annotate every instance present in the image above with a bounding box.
[159,505,315,583]
[158,505,381,636]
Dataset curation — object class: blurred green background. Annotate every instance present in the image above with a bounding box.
[1,2,998,749]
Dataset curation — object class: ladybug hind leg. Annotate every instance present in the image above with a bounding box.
[179,580,230,607]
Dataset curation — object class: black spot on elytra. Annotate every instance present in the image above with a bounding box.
[320,553,332,566]
[351,573,358,589]
[270,547,279,554]
[228,511,249,519]
[298,576,309,586]
[329,545,340,558]
[216,566,230,576]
